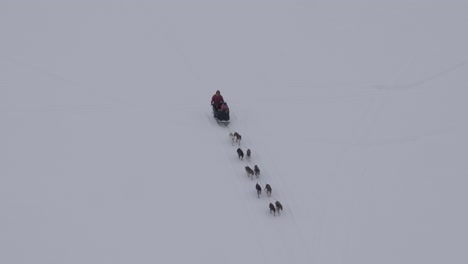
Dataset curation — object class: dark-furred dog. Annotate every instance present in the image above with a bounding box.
[269,203,276,216]
[265,184,272,197]
[246,149,251,160]
[255,183,262,198]
[275,201,283,215]
[254,165,260,178]
[237,148,244,160]
[245,166,254,179]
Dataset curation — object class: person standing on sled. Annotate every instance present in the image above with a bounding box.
[211,90,224,112]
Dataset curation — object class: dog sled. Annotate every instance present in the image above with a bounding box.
[213,105,230,124]
[213,109,230,124]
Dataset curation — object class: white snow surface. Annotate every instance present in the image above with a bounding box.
[2,1,468,263]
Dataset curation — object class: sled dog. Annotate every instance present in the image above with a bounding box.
[275,201,283,215]
[269,203,276,216]
[246,149,251,160]
[254,165,260,178]
[237,148,244,160]
[230,132,241,145]
[265,184,272,197]
[245,166,254,179]
[255,183,262,198]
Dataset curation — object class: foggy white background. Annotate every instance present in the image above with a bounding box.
[2,1,468,263]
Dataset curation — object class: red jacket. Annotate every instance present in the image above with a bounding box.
[211,94,224,107]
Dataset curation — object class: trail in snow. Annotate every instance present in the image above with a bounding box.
[209,110,314,263]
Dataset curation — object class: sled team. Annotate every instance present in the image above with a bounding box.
[212,90,284,217]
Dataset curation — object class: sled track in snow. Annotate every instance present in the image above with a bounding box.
[207,112,290,214]
[221,122,285,207]
[208,108,315,263]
